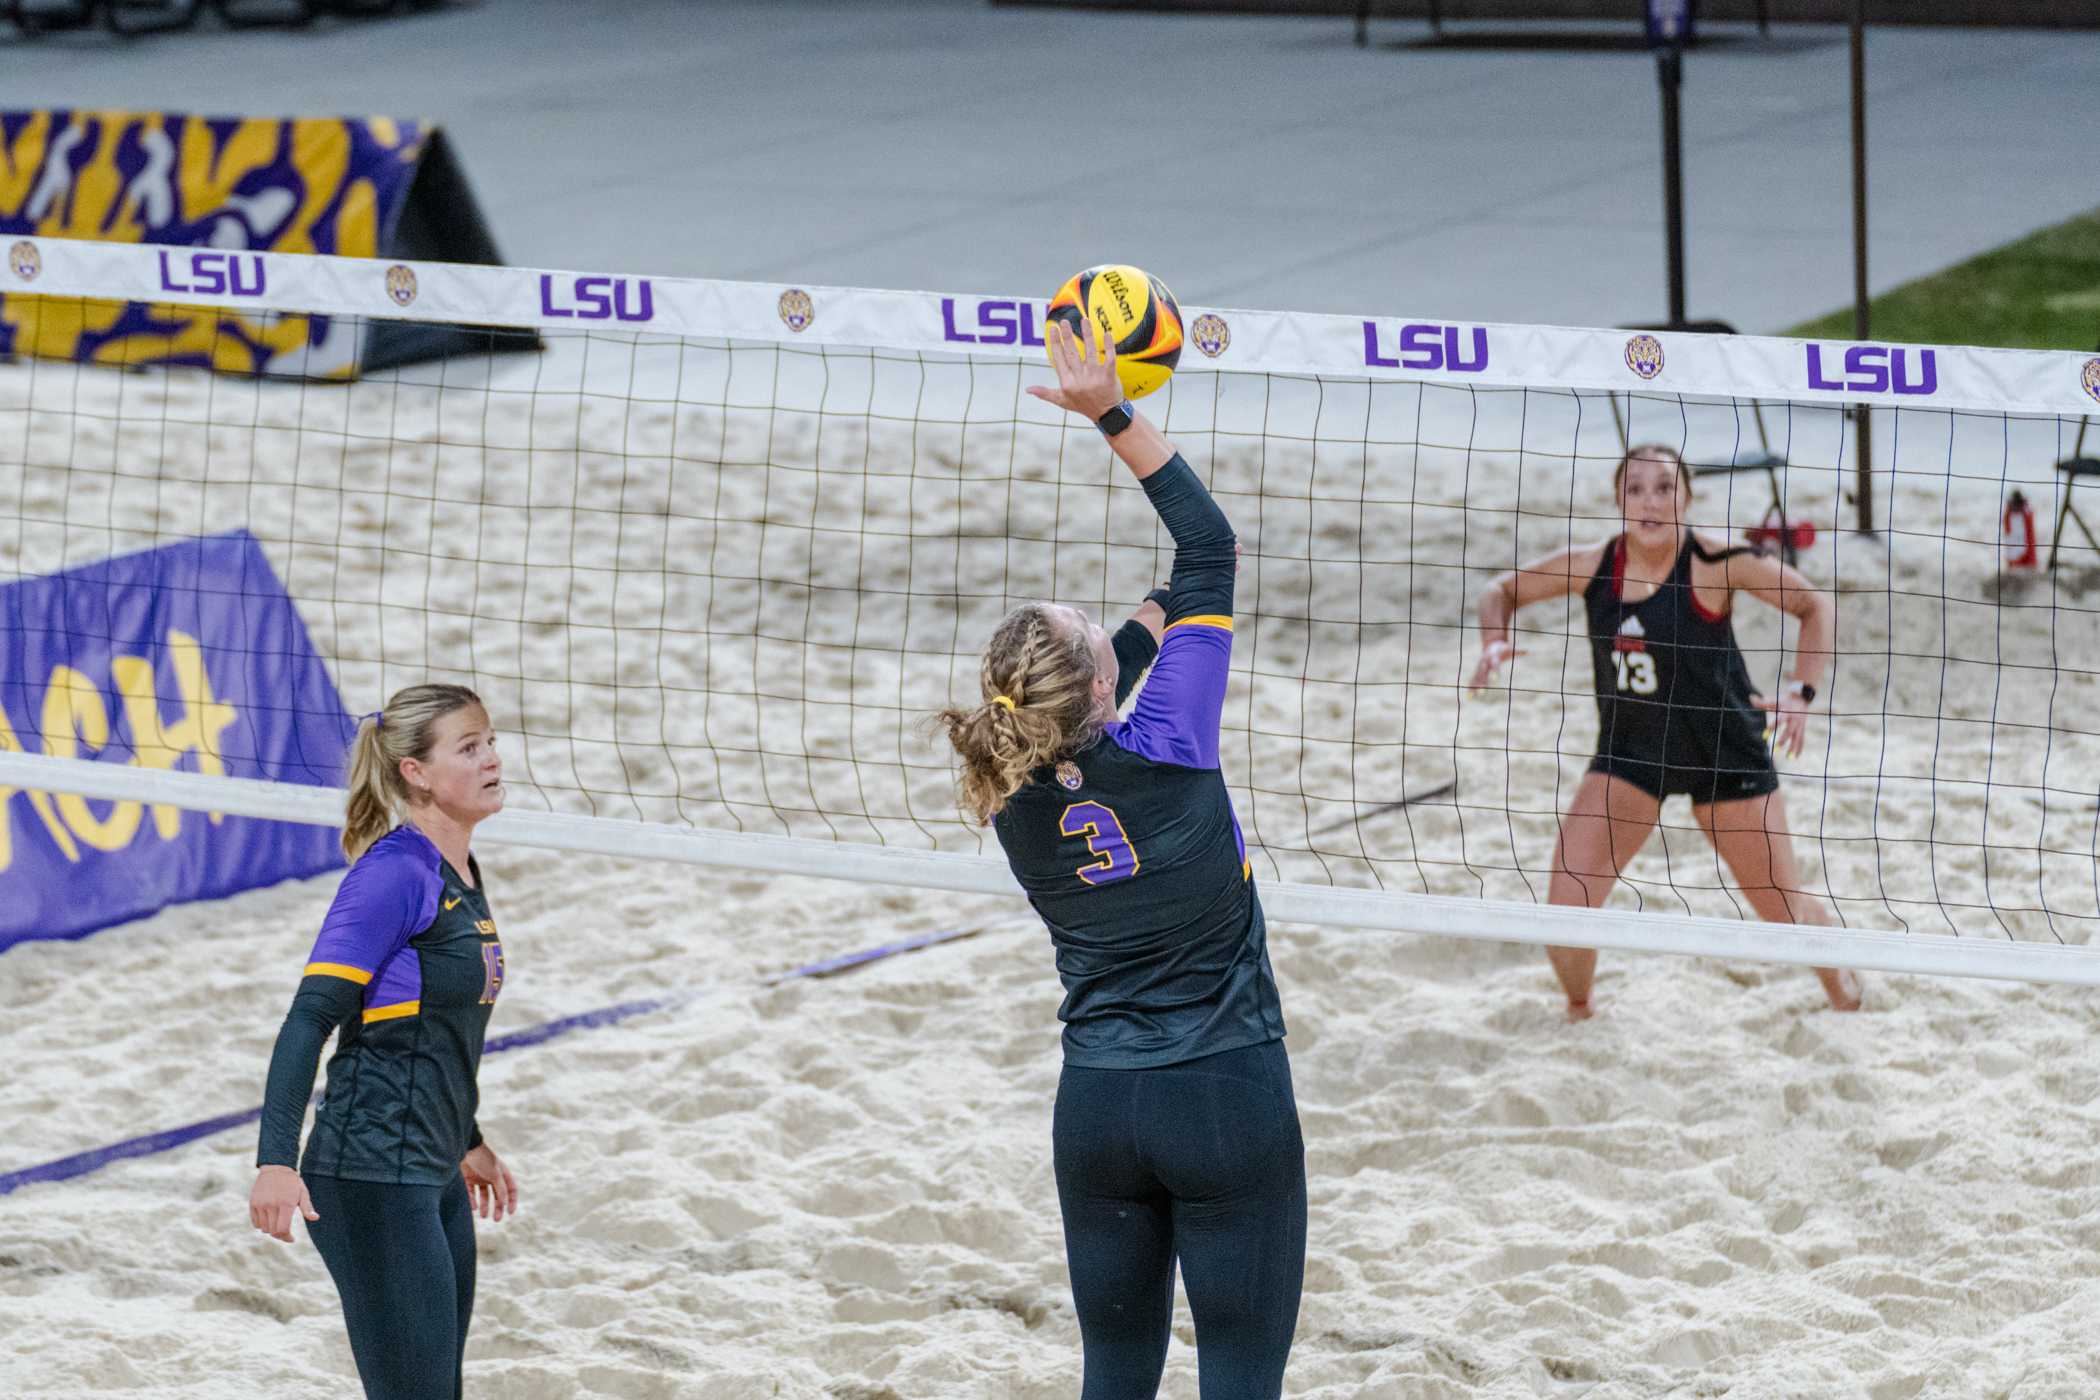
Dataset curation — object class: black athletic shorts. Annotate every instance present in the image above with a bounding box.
[1588,752,1780,804]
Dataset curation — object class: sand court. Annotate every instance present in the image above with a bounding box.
[6,846,2100,1397]
[5,335,2100,1396]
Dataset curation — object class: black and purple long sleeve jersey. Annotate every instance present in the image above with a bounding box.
[994,454,1285,1070]
[257,825,506,1185]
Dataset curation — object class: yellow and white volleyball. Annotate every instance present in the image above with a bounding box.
[1046,264,1183,399]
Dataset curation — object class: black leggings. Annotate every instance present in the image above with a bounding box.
[1053,1039,1307,1400]
[306,1173,476,1400]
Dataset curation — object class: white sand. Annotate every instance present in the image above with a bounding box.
[4,342,2100,1397]
[6,852,2100,1398]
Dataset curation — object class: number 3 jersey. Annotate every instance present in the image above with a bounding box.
[992,456,1286,1071]
[1584,533,1768,781]
[257,825,505,1185]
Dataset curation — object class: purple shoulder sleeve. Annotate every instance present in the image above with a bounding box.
[1105,617,1233,769]
[303,837,441,984]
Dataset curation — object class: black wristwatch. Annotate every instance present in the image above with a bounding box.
[1095,399,1135,438]
[1782,679,1816,705]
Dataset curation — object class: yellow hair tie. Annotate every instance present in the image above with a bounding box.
[991,695,1017,711]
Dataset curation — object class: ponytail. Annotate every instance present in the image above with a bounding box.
[342,683,484,862]
[937,604,1101,824]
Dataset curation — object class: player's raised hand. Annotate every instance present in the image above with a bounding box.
[1468,639,1524,695]
[1028,317,1123,420]
[249,1165,318,1243]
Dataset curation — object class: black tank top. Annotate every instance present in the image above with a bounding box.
[1583,534,1765,770]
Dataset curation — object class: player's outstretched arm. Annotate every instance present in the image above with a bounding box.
[1032,316,1235,762]
[1727,549,1834,758]
[1029,317,1175,480]
[1470,543,1604,694]
[1027,317,1232,588]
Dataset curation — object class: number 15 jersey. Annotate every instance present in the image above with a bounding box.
[994,615,1287,1071]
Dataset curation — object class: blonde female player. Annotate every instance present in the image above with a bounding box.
[940,319,1303,1400]
[248,684,517,1400]
[1470,444,1863,1020]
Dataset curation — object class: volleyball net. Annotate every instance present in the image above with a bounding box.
[7,236,2100,983]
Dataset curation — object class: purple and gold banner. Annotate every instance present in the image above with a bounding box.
[0,111,429,377]
[0,532,352,949]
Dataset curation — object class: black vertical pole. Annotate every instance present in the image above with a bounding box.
[1851,0,1873,534]
[1659,44,1686,327]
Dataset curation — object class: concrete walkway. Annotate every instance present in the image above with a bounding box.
[10,1,2095,335]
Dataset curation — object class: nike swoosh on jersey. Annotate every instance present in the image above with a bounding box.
[443,897,462,910]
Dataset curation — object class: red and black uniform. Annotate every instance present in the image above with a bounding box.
[1583,533,1779,804]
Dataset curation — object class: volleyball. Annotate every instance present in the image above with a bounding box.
[1046,263,1183,398]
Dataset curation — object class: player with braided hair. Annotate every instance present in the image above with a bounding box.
[939,318,1302,1400]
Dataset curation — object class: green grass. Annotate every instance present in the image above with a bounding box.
[1784,206,2100,352]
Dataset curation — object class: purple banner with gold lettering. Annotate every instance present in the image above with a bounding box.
[0,111,428,377]
[0,532,351,949]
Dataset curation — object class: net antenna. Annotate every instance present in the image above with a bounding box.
[7,237,2100,986]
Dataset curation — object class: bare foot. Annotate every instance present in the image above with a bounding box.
[1566,999,1595,1022]
[1817,967,1863,1012]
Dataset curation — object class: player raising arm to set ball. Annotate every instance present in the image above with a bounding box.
[1470,444,1862,1020]
[249,684,517,1400]
[940,316,1303,1400]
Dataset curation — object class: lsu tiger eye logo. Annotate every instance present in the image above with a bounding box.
[384,264,418,307]
[778,288,814,332]
[2082,358,2100,407]
[1055,761,1084,791]
[1190,313,1230,359]
[1624,334,1665,381]
[8,240,39,283]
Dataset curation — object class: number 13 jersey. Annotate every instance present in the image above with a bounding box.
[1584,533,1769,789]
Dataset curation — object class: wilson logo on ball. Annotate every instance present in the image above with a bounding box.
[1046,264,1183,399]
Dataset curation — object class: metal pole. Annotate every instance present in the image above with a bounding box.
[1659,44,1686,327]
[1851,0,1873,534]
